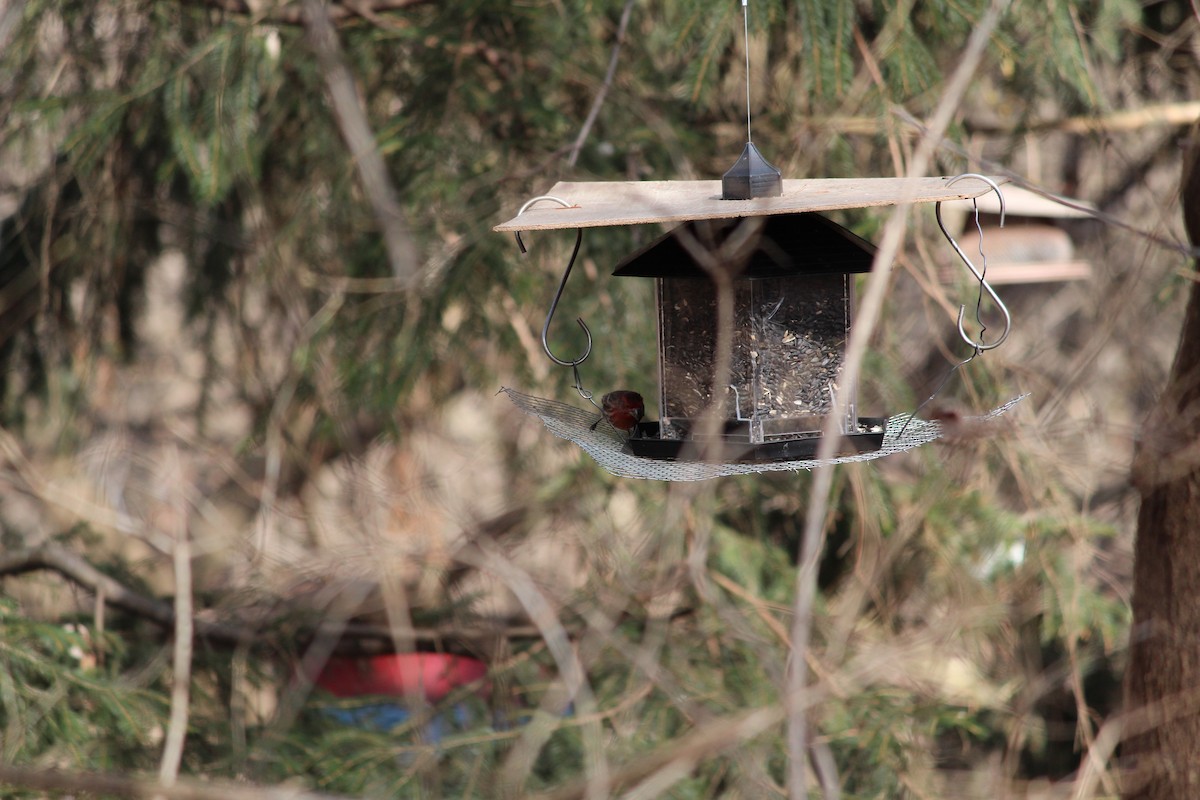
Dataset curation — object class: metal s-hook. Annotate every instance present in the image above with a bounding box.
[935,173,1011,351]
[514,195,593,368]
[514,195,573,253]
[540,228,592,367]
[900,175,1011,438]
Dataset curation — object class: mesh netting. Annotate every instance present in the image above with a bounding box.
[500,387,1027,482]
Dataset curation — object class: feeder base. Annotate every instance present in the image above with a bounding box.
[622,418,886,463]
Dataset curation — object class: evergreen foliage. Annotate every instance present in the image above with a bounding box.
[0,0,1189,796]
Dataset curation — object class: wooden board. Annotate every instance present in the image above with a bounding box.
[493,177,1008,232]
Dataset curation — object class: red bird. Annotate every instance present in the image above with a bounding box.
[591,390,645,433]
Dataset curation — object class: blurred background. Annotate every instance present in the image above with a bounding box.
[0,0,1196,796]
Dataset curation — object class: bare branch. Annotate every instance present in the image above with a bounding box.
[805,100,1200,137]
[180,0,435,26]
[0,541,247,642]
[567,0,636,168]
[158,449,194,792]
[0,539,541,647]
[529,705,786,800]
[302,0,420,286]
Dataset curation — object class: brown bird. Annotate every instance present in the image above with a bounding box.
[591,390,645,433]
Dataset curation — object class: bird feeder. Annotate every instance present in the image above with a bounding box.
[610,212,884,462]
[495,176,1014,478]
[493,2,1023,479]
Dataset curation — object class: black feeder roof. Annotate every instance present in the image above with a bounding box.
[611,212,877,280]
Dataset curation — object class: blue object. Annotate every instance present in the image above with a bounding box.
[320,701,476,743]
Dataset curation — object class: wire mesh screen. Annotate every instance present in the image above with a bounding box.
[501,387,1027,482]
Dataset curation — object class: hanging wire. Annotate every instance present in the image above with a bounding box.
[900,175,1011,434]
[742,0,752,143]
[572,362,601,411]
[513,195,600,410]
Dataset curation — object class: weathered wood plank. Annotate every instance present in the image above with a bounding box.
[494,177,1008,232]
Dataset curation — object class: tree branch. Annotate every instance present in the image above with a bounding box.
[302,0,420,286]
[0,540,541,648]
[180,0,435,26]
[0,541,248,642]
[528,704,786,800]
[158,452,194,792]
[810,99,1200,137]
[566,0,635,168]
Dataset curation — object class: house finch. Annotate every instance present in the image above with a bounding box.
[591,390,645,433]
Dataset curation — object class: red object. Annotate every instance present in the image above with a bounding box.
[315,654,488,703]
[597,390,645,432]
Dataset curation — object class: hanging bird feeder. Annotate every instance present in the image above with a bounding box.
[492,2,1022,481]
[494,176,1024,481]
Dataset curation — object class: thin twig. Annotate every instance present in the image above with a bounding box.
[182,0,436,26]
[787,2,1011,798]
[709,570,791,645]
[529,705,786,800]
[302,0,419,285]
[567,0,636,168]
[261,580,375,751]
[158,448,193,791]
[803,99,1200,137]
